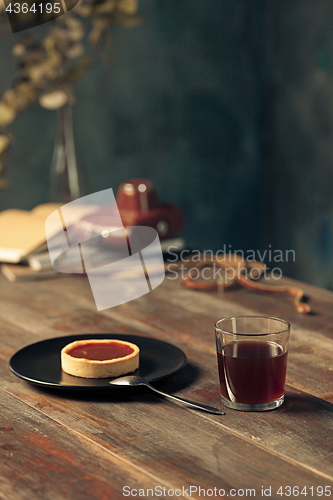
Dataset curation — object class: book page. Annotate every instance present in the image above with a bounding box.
[0,203,98,263]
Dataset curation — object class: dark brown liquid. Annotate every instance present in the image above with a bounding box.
[68,341,134,361]
[217,341,288,404]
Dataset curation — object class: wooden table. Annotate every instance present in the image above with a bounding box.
[0,269,332,499]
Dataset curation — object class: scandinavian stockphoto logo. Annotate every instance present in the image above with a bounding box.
[2,0,78,33]
[45,188,165,311]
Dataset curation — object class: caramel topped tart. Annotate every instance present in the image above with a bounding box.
[61,339,139,379]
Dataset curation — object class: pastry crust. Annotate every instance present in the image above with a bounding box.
[61,339,139,378]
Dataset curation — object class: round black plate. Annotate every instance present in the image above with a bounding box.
[9,334,187,390]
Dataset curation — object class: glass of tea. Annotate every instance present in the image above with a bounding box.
[215,316,290,411]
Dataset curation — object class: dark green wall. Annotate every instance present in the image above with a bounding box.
[0,0,266,254]
[2,0,333,288]
[264,1,333,288]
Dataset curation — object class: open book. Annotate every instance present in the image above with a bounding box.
[0,203,98,263]
[0,198,186,282]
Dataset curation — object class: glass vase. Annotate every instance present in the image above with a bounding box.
[49,104,84,203]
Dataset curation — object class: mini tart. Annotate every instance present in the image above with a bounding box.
[61,339,139,379]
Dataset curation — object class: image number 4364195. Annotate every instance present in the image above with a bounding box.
[3,0,78,33]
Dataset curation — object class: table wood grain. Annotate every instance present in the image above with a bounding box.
[0,271,332,500]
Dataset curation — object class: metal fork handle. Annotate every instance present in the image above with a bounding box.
[142,381,225,415]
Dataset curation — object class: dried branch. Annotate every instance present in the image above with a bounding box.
[0,0,141,185]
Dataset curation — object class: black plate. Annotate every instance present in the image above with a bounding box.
[9,334,187,390]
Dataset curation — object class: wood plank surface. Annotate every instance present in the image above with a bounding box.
[2,274,332,402]
[0,272,332,500]
[2,374,333,499]
[0,390,169,500]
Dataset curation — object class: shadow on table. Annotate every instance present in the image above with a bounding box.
[31,361,202,405]
[281,391,333,414]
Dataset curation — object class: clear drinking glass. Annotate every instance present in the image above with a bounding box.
[215,316,290,411]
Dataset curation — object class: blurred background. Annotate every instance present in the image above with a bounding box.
[1,0,333,288]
